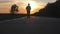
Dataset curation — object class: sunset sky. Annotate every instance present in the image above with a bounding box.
[0,0,56,14]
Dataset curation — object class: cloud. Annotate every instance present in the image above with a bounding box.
[0,0,12,3]
[33,0,57,3]
[0,0,57,3]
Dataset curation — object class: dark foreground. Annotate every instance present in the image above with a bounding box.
[0,14,27,21]
[0,16,60,34]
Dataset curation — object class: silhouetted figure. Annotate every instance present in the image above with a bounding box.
[26,3,31,18]
[10,4,18,14]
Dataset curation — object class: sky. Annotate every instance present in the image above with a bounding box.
[0,0,57,14]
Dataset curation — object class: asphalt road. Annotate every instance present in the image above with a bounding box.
[0,16,60,34]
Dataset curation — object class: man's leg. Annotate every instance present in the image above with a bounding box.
[28,11,30,18]
[27,11,30,18]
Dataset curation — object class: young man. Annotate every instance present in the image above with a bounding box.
[26,3,31,18]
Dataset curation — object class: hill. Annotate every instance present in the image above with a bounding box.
[34,0,60,18]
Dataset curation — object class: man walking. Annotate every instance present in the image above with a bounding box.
[26,3,31,18]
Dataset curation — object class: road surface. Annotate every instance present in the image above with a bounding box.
[0,16,60,34]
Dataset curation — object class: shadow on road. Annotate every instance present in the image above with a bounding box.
[0,16,60,34]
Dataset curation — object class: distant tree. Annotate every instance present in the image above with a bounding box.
[10,4,18,14]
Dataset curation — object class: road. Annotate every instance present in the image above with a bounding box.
[0,16,60,34]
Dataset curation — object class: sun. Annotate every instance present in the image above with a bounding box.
[28,1,39,14]
[29,1,37,9]
[13,0,47,14]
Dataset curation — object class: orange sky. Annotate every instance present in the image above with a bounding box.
[0,0,56,14]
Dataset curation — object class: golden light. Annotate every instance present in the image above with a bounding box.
[29,1,37,9]
[28,1,40,14]
[11,0,47,14]
[0,0,47,14]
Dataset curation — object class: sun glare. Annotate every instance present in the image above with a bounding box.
[12,0,47,14]
[28,1,40,14]
[29,1,37,9]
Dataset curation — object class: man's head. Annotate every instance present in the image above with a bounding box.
[28,3,30,6]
